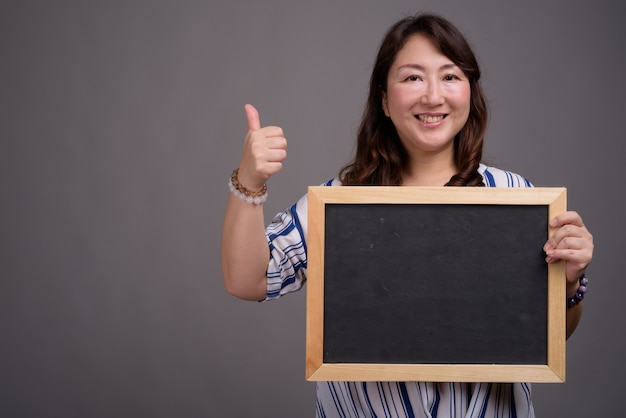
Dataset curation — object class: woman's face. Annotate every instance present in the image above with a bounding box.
[383,34,471,159]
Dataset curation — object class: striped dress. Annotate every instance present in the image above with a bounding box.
[264,164,535,418]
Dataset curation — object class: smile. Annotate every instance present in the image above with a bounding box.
[416,114,446,123]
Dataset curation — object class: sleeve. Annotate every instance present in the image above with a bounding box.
[480,165,533,188]
[264,193,309,300]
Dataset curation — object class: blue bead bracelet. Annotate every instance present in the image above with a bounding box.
[566,273,588,309]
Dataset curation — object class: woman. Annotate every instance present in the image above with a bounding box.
[222,13,593,418]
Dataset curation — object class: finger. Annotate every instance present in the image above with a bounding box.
[558,236,584,251]
[248,133,287,156]
[545,233,592,263]
[265,135,287,150]
[258,126,286,142]
[545,212,586,252]
[545,224,578,247]
[264,148,288,163]
[545,247,587,265]
[244,103,261,132]
[550,211,584,228]
[545,222,592,253]
[250,140,287,162]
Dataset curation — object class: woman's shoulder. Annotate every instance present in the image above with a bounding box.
[289,178,341,217]
[321,178,342,187]
[479,163,533,188]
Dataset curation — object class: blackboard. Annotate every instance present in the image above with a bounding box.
[306,186,567,383]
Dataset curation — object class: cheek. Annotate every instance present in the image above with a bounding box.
[385,86,413,112]
[453,85,471,114]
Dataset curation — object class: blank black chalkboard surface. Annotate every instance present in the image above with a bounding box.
[306,186,567,383]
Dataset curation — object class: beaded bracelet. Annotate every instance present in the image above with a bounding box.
[566,273,588,309]
[228,168,268,205]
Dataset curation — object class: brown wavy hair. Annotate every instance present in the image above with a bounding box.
[339,13,487,186]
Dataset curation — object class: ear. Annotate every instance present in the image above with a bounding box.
[381,91,389,117]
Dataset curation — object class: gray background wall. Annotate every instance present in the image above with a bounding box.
[1,1,623,417]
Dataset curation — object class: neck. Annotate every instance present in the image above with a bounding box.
[402,151,457,187]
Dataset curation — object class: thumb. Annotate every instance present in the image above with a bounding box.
[244,103,261,131]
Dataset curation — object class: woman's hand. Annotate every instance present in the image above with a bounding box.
[543,211,594,294]
[236,104,288,191]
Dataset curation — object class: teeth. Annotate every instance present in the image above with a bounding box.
[418,114,444,123]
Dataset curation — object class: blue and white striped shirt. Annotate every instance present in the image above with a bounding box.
[264,164,535,418]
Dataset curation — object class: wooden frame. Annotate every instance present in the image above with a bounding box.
[306,186,567,383]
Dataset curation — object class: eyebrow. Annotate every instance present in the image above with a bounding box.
[396,63,459,72]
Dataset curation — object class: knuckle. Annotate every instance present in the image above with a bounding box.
[560,236,573,248]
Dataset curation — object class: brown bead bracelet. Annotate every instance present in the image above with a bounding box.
[228,168,268,205]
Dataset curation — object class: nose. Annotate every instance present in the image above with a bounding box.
[421,81,444,106]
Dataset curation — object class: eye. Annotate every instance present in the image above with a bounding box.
[405,75,421,82]
[443,74,461,81]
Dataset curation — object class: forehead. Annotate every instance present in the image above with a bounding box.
[392,34,455,69]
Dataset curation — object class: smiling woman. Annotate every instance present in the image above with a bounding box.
[382,34,471,185]
[221,12,594,418]
[339,14,488,188]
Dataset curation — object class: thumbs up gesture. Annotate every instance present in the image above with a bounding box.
[236,104,288,192]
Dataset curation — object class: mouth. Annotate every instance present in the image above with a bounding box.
[416,114,446,123]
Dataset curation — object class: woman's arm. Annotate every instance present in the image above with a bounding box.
[222,194,270,301]
[543,211,594,338]
[221,104,287,301]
